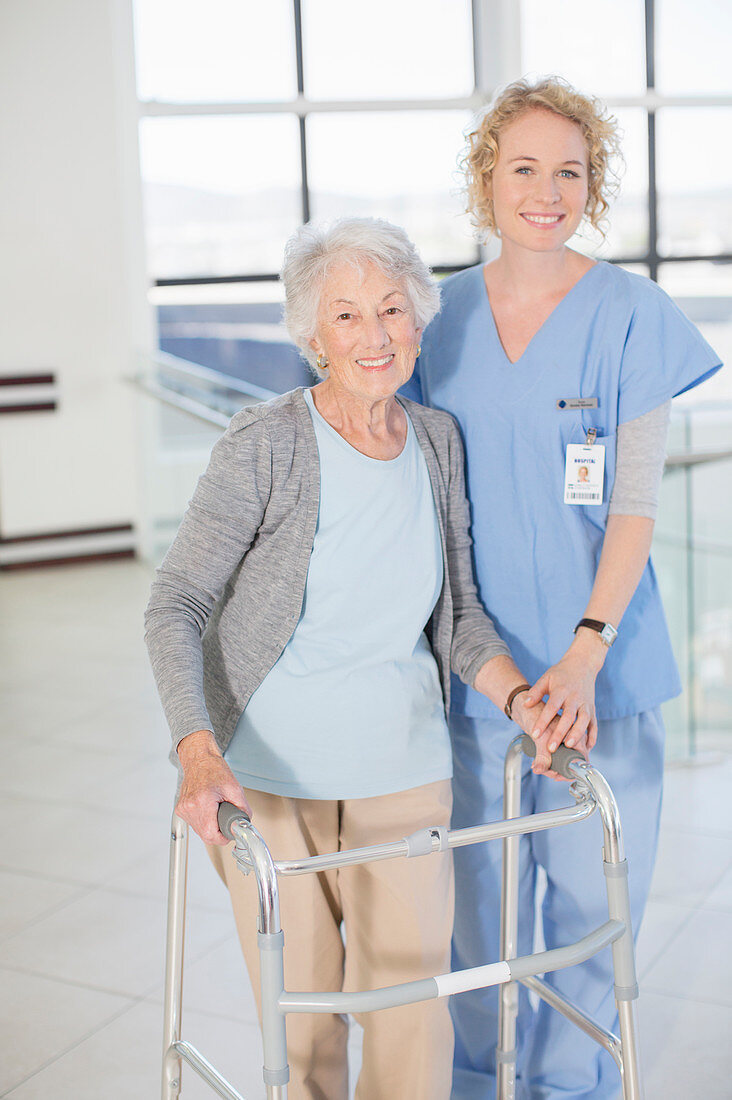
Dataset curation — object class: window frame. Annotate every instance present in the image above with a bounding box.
[137,0,732,287]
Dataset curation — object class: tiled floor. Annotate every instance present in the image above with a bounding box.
[1,560,730,1098]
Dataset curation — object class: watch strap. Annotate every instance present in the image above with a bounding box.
[574,618,618,646]
[504,683,531,720]
[575,618,606,633]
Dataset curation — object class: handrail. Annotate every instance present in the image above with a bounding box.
[133,376,230,428]
[152,350,279,403]
[129,350,281,427]
[665,448,732,469]
[653,531,732,556]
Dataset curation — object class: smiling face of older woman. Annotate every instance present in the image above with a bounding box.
[308,259,422,405]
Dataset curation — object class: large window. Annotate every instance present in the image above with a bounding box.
[135,0,481,391]
[135,0,732,291]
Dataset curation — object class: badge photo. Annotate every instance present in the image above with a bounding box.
[564,443,605,505]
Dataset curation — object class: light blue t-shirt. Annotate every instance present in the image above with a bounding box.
[402,261,722,721]
[224,387,451,799]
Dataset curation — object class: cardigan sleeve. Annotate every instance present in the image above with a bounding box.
[144,410,273,748]
[442,418,512,685]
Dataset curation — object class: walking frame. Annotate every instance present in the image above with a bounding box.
[162,734,643,1099]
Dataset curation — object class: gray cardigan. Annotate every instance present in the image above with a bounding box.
[145,388,509,754]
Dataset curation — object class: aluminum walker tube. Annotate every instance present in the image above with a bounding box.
[496,736,525,1100]
[494,737,589,1099]
[567,761,644,1100]
[162,813,189,1100]
[213,735,642,1100]
[219,804,290,1100]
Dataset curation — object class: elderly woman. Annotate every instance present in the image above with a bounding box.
[401,78,722,1099]
[145,218,559,1100]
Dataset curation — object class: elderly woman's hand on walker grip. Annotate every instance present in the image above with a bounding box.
[510,694,589,781]
[176,730,252,846]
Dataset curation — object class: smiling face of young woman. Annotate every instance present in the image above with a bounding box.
[308,259,422,405]
[486,107,590,257]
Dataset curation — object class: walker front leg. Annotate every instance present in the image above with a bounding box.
[569,761,644,1100]
[162,813,189,1100]
[496,735,525,1100]
[218,803,290,1100]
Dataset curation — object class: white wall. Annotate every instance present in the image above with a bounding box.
[0,0,152,551]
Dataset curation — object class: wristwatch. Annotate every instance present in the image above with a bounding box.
[504,683,531,720]
[574,618,618,647]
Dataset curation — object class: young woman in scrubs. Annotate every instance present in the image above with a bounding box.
[402,77,722,1100]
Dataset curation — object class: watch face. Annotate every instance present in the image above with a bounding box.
[600,623,618,646]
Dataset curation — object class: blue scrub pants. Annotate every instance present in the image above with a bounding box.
[450,709,665,1100]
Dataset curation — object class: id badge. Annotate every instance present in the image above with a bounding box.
[564,443,604,505]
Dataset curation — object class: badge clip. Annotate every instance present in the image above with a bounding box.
[585,427,597,446]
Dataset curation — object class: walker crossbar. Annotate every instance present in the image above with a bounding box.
[162,737,644,1100]
[268,797,595,877]
[518,975,623,1069]
[279,919,623,1014]
[171,1041,247,1100]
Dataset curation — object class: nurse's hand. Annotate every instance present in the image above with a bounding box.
[529,718,590,781]
[509,700,583,781]
[522,643,603,754]
[176,729,252,846]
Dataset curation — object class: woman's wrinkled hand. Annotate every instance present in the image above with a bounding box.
[176,730,252,846]
[510,697,590,781]
[529,718,590,781]
[522,647,602,755]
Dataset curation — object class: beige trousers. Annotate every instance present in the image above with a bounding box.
[208,780,454,1100]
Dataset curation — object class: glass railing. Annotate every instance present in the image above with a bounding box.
[654,401,732,759]
[132,353,268,561]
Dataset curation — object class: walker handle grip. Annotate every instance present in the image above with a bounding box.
[218,801,251,840]
[520,734,585,779]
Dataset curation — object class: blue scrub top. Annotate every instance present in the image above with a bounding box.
[403,261,722,721]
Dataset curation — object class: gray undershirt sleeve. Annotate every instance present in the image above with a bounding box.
[608,400,672,519]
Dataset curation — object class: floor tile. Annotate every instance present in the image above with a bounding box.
[0,794,160,886]
[648,825,732,906]
[2,559,732,1096]
[704,863,732,911]
[0,632,148,699]
[0,966,131,1095]
[639,990,732,1100]
[41,686,171,756]
[169,933,259,1024]
[102,828,232,912]
[4,656,154,706]
[0,884,232,998]
[0,739,146,805]
[0,686,102,747]
[0,870,83,942]
[635,897,695,978]
[661,757,732,836]
[75,753,176,822]
[2,998,265,1100]
[642,906,732,1005]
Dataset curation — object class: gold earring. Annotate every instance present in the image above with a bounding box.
[316,353,328,371]
[416,345,422,357]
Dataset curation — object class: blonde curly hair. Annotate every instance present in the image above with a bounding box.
[462,76,622,241]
